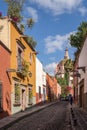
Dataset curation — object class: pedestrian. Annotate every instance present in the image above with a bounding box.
[69,94,73,106]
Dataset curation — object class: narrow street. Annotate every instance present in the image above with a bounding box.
[5,102,69,130]
[1,1,87,130]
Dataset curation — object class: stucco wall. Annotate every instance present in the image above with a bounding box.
[0,41,11,117]
[36,58,43,103]
[78,37,87,93]
[36,58,43,93]
[0,18,36,114]
[0,18,10,49]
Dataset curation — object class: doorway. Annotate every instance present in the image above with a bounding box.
[21,89,26,111]
[80,85,84,108]
[79,79,84,108]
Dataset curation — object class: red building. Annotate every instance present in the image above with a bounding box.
[0,41,11,118]
[46,73,58,101]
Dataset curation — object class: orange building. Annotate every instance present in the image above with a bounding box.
[0,17,36,115]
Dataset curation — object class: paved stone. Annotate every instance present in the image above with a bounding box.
[0,101,58,130]
[67,104,87,130]
[0,101,68,130]
[1,102,87,130]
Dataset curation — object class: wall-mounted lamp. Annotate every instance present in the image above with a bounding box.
[28,71,32,77]
[6,69,16,72]
[71,69,81,78]
[77,66,85,73]
[71,70,78,72]
[73,73,81,78]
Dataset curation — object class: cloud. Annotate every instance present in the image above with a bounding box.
[26,7,38,22]
[29,0,85,15]
[78,7,87,16]
[44,62,57,76]
[44,32,75,54]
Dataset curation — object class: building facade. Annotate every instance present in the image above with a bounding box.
[42,70,46,102]
[0,41,11,118]
[0,17,36,115]
[78,37,87,110]
[36,58,46,103]
[46,73,60,101]
[36,58,43,103]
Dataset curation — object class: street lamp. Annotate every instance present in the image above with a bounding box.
[77,66,85,73]
[28,71,32,77]
[71,70,81,78]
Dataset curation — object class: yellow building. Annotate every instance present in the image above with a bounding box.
[0,17,36,114]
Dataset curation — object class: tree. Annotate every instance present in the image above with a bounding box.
[5,0,34,28]
[64,59,73,72]
[5,0,37,48]
[27,18,34,29]
[56,58,73,96]
[25,36,37,49]
[69,22,87,59]
[5,0,24,23]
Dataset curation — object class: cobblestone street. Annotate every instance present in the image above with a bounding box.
[5,102,68,130]
[1,101,87,130]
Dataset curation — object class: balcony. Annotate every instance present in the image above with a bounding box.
[17,58,29,79]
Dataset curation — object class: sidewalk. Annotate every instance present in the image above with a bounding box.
[67,104,87,130]
[0,101,57,130]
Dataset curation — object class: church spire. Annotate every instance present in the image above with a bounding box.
[64,47,69,59]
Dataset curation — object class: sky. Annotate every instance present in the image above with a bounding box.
[0,0,87,76]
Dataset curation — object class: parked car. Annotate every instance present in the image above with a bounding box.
[60,96,69,101]
[60,96,66,101]
[65,96,69,101]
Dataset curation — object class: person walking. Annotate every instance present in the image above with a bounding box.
[69,94,73,106]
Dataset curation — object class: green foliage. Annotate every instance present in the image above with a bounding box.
[22,59,29,77]
[17,59,29,78]
[57,77,66,86]
[64,59,73,72]
[64,72,69,86]
[69,21,87,59]
[5,0,25,23]
[56,58,73,96]
[5,0,34,28]
[5,0,37,48]
[20,24,25,32]
[27,18,34,29]
[57,76,68,96]
[15,84,20,103]
[25,36,37,49]
[61,85,67,97]
[29,91,33,99]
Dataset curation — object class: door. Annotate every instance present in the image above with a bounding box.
[80,85,84,108]
[21,89,26,111]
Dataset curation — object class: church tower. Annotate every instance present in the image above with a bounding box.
[64,47,69,59]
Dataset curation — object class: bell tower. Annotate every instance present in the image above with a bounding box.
[64,47,69,59]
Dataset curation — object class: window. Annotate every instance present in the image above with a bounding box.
[17,48,22,70]
[28,88,33,104]
[0,83,2,110]
[39,86,41,98]
[29,52,32,64]
[14,83,20,104]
